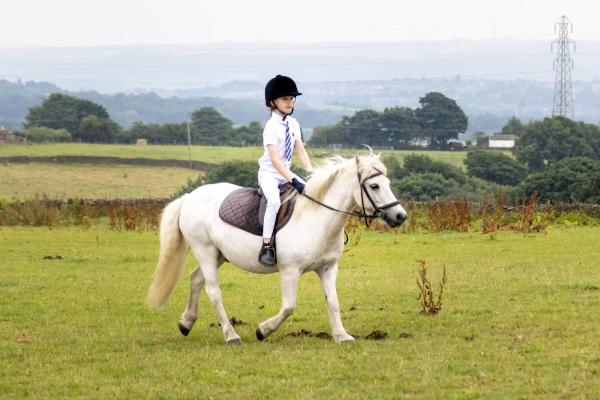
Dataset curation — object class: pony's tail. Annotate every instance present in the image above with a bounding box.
[146,195,189,309]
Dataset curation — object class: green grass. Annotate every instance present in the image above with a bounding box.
[0,163,198,200]
[1,225,599,398]
[0,143,474,169]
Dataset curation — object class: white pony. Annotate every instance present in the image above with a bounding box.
[147,154,407,344]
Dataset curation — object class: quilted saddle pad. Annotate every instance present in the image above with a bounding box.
[218,185,296,236]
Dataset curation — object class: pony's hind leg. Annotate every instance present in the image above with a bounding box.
[190,244,241,344]
[178,266,205,336]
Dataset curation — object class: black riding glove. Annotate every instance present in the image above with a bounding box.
[291,178,305,194]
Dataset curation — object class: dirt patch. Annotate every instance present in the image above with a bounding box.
[16,333,30,344]
[285,329,332,340]
[365,330,388,340]
[209,316,247,328]
[398,332,413,339]
[43,255,63,260]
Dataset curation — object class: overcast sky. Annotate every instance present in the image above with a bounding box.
[2,0,599,46]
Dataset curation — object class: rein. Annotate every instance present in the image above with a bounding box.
[300,162,401,227]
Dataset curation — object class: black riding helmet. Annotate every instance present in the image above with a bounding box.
[264,75,302,107]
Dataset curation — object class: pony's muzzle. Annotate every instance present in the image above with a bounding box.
[384,211,407,227]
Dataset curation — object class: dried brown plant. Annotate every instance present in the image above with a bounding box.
[416,259,447,315]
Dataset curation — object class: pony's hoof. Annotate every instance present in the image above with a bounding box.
[227,338,242,345]
[256,327,265,341]
[178,322,191,337]
[340,338,355,344]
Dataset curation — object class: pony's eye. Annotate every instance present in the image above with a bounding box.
[370,184,380,190]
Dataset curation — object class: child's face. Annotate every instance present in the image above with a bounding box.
[273,96,296,114]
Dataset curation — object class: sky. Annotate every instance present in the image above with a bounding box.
[2,0,599,47]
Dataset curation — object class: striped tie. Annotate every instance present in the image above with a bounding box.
[284,121,292,162]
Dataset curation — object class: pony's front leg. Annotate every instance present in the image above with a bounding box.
[316,263,355,343]
[178,266,205,336]
[256,269,300,341]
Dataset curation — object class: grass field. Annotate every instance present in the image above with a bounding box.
[0,143,473,200]
[0,143,472,169]
[2,225,599,399]
[0,163,198,200]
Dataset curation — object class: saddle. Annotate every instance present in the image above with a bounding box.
[218,183,297,237]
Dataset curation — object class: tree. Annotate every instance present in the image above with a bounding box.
[122,121,187,144]
[513,116,600,171]
[229,121,262,146]
[518,157,600,203]
[380,106,420,148]
[464,151,527,186]
[473,131,489,148]
[79,115,121,143]
[415,92,468,149]
[25,93,113,141]
[501,116,524,136]
[190,107,234,145]
[342,109,382,147]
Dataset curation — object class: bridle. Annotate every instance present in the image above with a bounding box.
[301,162,402,227]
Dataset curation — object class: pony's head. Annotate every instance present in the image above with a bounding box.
[353,154,407,227]
[301,153,407,227]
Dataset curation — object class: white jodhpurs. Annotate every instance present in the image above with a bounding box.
[258,172,305,240]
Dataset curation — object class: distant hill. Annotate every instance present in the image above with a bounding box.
[2,40,599,134]
[2,77,599,137]
[0,80,348,132]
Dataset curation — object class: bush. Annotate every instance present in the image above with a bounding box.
[465,151,527,186]
[392,173,456,201]
[403,154,467,185]
[513,116,600,171]
[518,157,600,203]
[383,155,408,180]
[17,127,72,143]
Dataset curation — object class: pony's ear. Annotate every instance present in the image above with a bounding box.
[355,155,360,165]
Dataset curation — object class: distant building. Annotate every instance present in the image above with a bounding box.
[488,134,516,149]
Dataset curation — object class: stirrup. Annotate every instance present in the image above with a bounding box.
[258,244,276,267]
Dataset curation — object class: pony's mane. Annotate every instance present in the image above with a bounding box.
[294,153,387,214]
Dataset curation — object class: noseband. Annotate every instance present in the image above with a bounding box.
[301,162,401,227]
[356,169,402,227]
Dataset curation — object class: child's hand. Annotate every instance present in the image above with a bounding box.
[291,178,305,194]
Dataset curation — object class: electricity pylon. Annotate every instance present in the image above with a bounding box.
[552,15,575,119]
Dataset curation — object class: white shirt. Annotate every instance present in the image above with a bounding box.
[258,112,302,176]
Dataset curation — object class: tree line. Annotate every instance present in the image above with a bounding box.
[17,93,264,146]
[17,92,470,149]
[308,92,468,149]
[173,115,600,204]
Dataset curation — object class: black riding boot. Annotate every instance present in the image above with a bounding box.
[258,243,276,267]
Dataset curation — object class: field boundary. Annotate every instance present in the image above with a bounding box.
[0,155,216,170]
